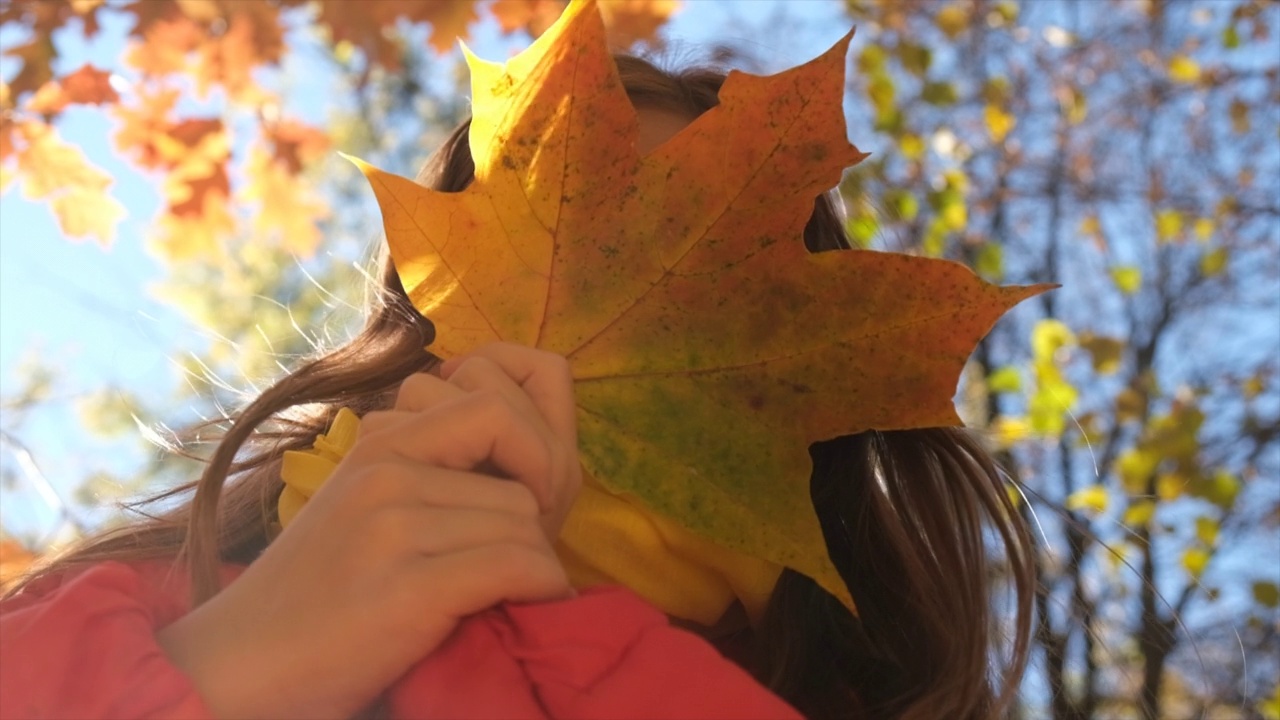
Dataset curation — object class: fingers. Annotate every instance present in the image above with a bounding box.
[358,391,556,510]
[393,372,465,413]
[353,344,581,530]
[440,345,583,530]
[376,504,547,559]
[357,461,542,519]
[441,343,578,453]
[411,543,574,617]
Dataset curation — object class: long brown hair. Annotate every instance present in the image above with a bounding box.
[5,55,1033,720]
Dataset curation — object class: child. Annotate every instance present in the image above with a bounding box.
[0,52,1032,720]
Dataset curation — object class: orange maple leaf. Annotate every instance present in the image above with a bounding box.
[265,119,330,175]
[24,63,119,116]
[158,118,230,219]
[0,0,104,99]
[192,1,284,102]
[124,12,204,77]
[355,0,1048,607]
[109,90,238,259]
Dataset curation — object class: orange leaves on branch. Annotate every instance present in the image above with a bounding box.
[0,0,104,98]
[112,96,234,260]
[265,119,329,175]
[161,118,230,219]
[24,64,119,116]
[122,0,285,102]
[491,0,679,46]
[4,0,683,261]
[314,0,481,67]
[192,2,284,102]
[355,0,1048,608]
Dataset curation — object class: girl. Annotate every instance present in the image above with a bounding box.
[0,55,1033,719]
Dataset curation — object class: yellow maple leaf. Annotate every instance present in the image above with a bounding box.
[353,0,1048,607]
[151,189,236,262]
[240,145,329,258]
[13,120,124,245]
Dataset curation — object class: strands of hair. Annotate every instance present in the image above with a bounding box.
[5,54,1034,720]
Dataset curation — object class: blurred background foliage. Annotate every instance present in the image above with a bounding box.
[1,1,1277,718]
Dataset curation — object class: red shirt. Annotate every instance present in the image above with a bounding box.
[0,561,800,719]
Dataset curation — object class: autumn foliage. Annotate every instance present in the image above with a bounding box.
[0,0,679,257]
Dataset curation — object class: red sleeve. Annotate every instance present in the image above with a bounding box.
[390,586,801,720]
[0,562,216,720]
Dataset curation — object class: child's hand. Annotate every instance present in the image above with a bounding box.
[158,343,582,720]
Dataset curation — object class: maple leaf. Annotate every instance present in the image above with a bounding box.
[159,119,231,219]
[264,119,330,175]
[56,63,119,104]
[0,0,104,99]
[240,145,329,257]
[151,190,236,262]
[111,88,182,169]
[24,63,119,116]
[192,1,284,102]
[3,37,56,99]
[10,120,124,245]
[123,2,204,78]
[354,0,1049,606]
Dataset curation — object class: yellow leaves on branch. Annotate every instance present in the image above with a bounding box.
[241,148,330,258]
[354,0,1048,610]
[239,120,332,256]
[0,120,124,245]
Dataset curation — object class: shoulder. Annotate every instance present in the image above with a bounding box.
[0,559,244,719]
[2,559,245,624]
